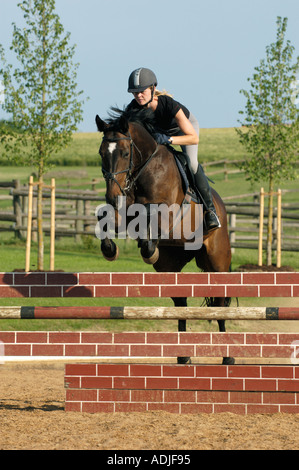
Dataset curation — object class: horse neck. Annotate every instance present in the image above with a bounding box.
[129,123,157,164]
[129,123,185,207]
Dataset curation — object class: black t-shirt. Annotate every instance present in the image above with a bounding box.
[127,95,190,136]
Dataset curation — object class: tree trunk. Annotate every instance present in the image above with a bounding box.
[266,178,274,266]
[36,6,46,272]
[37,173,44,271]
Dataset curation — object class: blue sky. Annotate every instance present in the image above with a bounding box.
[0,0,298,132]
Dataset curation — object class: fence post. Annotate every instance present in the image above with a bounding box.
[75,199,84,242]
[21,186,27,239]
[224,161,228,181]
[276,189,282,268]
[229,213,236,254]
[50,178,56,271]
[25,176,34,272]
[12,180,22,239]
[258,187,264,266]
[32,194,37,242]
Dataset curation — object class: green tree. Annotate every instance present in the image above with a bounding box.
[0,0,85,270]
[236,17,299,266]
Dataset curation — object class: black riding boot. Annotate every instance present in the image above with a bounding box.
[193,164,221,232]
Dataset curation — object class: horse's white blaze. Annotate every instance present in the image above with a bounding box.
[108,142,117,154]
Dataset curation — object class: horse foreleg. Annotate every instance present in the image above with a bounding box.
[135,203,160,264]
[97,206,119,261]
[101,238,119,261]
[138,239,159,264]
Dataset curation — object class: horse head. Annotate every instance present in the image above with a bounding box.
[95,108,157,209]
[96,114,134,208]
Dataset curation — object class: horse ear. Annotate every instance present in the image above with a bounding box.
[95,115,108,132]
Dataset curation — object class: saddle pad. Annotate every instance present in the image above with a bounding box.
[173,153,200,204]
[173,153,190,195]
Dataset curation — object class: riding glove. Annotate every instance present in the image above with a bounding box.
[153,133,171,145]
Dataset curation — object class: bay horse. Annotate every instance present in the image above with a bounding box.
[96,107,234,365]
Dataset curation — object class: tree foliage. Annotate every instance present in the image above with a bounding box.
[236,17,299,265]
[0,0,84,172]
[0,0,85,269]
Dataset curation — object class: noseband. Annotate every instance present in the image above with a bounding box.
[100,131,159,196]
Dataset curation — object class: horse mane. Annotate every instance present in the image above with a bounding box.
[106,106,156,137]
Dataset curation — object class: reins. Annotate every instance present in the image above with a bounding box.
[100,126,196,243]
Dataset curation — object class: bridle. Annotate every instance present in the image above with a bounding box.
[100,131,159,196]
[100,128,192,243]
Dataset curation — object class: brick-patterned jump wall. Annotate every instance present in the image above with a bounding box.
[0,272,298,297]
[64,363,299,414]
[1,331,298,359]
[1,271,298,414]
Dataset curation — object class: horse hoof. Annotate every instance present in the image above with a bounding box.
[142,247,159,265]
[102,245,119,261]
[222,357,235,365]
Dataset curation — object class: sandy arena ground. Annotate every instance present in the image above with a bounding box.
[0,361,299,450]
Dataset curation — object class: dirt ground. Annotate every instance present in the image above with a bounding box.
[0,362,299,450]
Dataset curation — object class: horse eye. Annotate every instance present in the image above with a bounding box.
[123,151,130,159]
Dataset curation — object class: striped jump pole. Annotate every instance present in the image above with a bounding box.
[1,305,299,320]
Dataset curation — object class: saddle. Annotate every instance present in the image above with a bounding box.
[169,148,200,204]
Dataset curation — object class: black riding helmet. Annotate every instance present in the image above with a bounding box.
[128,68,158,93]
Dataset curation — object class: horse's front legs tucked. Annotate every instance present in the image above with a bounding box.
[138,239,159,264]
[137,203,160,264]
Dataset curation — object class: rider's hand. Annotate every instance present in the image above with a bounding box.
[153,133,171,145]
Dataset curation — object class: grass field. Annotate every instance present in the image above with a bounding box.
[0,128,298,332]
[0,127,245,167]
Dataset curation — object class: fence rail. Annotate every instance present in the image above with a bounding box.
[0,179,105,239]
[1,179,299,252]
[202,159,299,181]
[224,190,299,253]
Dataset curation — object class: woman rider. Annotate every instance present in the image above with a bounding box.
[126,67,221,232]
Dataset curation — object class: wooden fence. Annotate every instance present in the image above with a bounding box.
[0,179,105,239]
[223,190,299,253]
[202,159,299,182]
[1,180,299,252]
[202,159,244,181]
